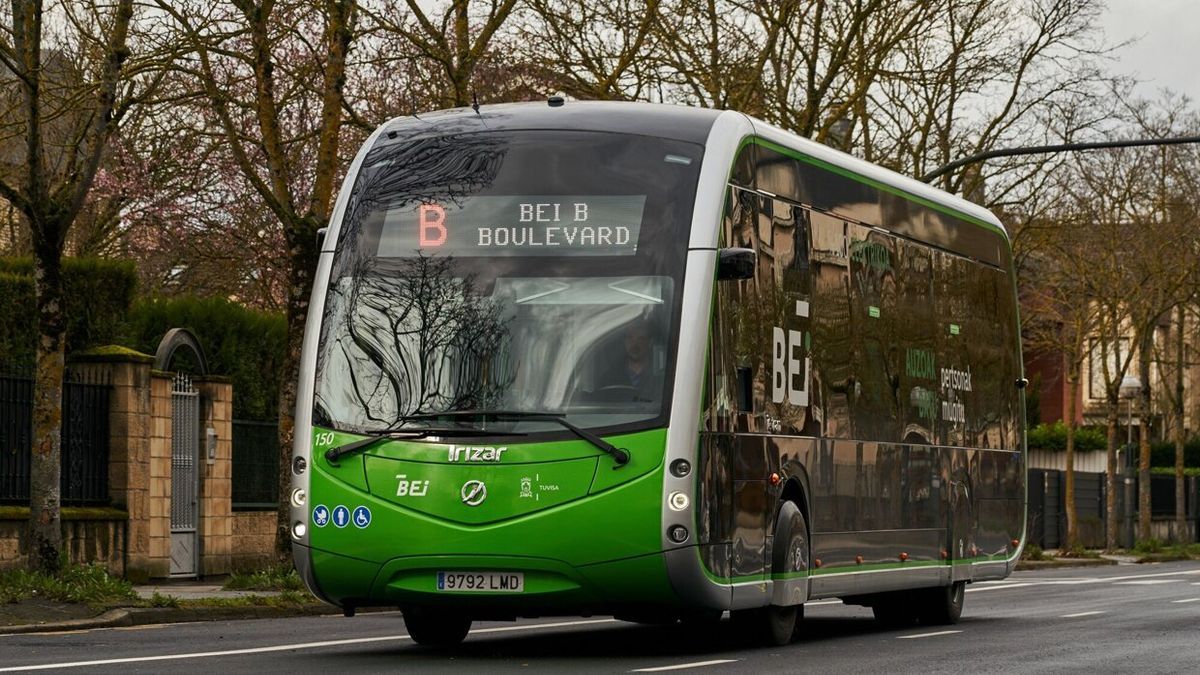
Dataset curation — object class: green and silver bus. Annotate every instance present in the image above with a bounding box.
[290,101,1026,646]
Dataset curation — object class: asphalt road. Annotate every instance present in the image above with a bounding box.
[2,560,1198,674]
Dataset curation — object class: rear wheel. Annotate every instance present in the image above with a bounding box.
[916,581,965,625]
[402,606,472,647]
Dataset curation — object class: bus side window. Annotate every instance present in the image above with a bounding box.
[707,186,758,431]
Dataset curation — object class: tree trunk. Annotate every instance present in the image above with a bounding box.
[276,219,320,560]
[1104,404,1119,551]
[1174,304,1186,542]
[1137,330,1152,543]
[29,247,66,573]
[1064,366,1080,551]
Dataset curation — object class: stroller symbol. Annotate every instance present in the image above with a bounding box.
[312,505,330,528]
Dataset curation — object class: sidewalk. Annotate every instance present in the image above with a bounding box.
[1,580,331,635]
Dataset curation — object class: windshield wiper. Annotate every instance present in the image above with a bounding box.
[323,423,524,466]
[404,410,630,467]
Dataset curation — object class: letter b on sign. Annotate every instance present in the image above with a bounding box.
[419,204,447,246]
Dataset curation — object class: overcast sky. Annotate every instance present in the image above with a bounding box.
[1100,0,1200,103]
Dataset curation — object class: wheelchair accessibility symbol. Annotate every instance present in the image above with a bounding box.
[312,504,330,528]
[352,506,372,529]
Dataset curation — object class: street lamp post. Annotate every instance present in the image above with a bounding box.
[1119,375,1141,549]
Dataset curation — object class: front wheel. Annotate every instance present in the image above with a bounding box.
[402,606,472,647]
[735,500,809,646]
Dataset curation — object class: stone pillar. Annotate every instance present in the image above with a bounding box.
[148,372,173,578]
[69,348,160,581]
[195,376,234,576]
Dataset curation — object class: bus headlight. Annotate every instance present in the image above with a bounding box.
[290,488,307,508]
[293,456,307,475]
[293,522,307,539]
[668,491,689,511]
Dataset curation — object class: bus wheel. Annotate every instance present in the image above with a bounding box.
[916,581,965,625]
[734,500,809,646]
[402,606,472,647]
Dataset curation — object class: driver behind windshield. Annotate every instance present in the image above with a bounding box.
[595,317,663,403]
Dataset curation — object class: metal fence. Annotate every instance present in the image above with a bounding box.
[232,419,279,510]
[0,367,111,505]
[1029,469,1199,548]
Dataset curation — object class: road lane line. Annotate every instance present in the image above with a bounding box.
[806,600,841,606]
[0,618,620,672]
[1061,611,1105,618]
[1100,570,1200,583]
[1170,598,1199,604]
[1114,580,1180,585]
[897,630,962,639]
[632,659,739,672]
[965,583,1034,593]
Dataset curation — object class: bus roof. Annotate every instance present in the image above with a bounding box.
[368,101,1007,246]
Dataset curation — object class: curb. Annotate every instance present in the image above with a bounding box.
[1,604,334,635]
[1014,557,1118,571]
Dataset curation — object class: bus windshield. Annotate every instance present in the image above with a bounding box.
[312,129,703,435]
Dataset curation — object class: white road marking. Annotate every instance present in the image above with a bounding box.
[0,618,620,672]
[965,583,1034,593]
[1061,611,1105,618]
[1170,598,1199,604]
[632,659,740,672]
[897,630,962,639]
[806,600,842,606]
[1114,580,1180,586]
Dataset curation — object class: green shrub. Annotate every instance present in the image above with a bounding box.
[1022,544,1047,561]
[1151,466,1200,477]
[0,562,137,605]
[224,564,305,592]
[127,296,286,420]
[0,257,138,367]
[1026,421,1107,451]
[1149,438,1200,468]
[149,592,180,608]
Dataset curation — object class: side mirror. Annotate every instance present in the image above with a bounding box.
[717,248,755,280]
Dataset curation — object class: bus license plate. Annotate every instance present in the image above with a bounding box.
[436,571,524,592]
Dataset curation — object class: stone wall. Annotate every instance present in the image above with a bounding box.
[231,511,277,572]
[0,509,128,575]
[3,349,275,579]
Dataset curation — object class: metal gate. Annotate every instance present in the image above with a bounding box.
[170,373,200,577]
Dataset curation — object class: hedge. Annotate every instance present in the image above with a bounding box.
[0,257,138,368]
[127,296,286,421]
[1026,421,1107,451]
[1150,438,1200,468]
[1028,421,1199,468]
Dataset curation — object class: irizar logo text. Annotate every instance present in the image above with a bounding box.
[448,445,508,462]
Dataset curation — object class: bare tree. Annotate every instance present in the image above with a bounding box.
[1018,212,1100,552]
[364,0,518,108]
[0,0,161,572]
[155,0,361,557]
[515,0,661,100]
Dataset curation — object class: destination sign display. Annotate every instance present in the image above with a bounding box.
[376,195,646,257]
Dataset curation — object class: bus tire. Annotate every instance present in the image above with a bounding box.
[734,500,809,646]
[402,606,472,647]
[916,581,965,625]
